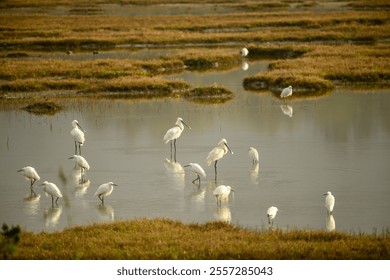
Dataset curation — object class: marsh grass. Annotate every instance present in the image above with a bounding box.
[10,218,390,260]
[244,44,390,93]
[184,85,234,104]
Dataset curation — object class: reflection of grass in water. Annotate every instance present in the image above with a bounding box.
[22,101,62,115]
[12,218,390,259]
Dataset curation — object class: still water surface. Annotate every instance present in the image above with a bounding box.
[0,62,389,233]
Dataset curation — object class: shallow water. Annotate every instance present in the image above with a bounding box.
[1,61,390,233]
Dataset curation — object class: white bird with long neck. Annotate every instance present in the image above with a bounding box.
[163,117,191,161]
[95,182,118,205]
[248,147,259,164]
[206,138,233,180]
[267,206,278,226]
[184,163,206,185]
[18,166,40,196]
[280,85,293,100]
[71,120,86,155]
[68,155,90,172]
[40,181,63,207]
[213,185,234,206]
[324,191,335,214]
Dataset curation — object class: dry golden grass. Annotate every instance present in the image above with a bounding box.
[9,218,390,260]
[244,43,390,94]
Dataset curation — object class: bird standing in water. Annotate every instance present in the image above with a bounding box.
[71,120,86,155]
[163,117,191,162]
[18,166,40,196]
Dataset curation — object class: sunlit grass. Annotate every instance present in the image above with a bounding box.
[9,218,390,260]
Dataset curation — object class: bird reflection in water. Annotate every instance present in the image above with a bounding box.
[214,206,231,223]
[280,104,293,118]
[249,163,260,185]
[23,194,41,216]
[97,204,115,222]
[44,206,62,228]
[164,158,185,188]
[326,214,336,232]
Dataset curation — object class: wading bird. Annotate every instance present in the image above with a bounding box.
[240,47,249,57]
[17,166,40,196]
[68,155,90,183]
[40,181,63,207]
[267,206,278,226]
[184,163,206,185]
[280,85,293,100]
[95,182,118,205]
[248,147,259,164]
[324,191,335,214]
[213,185,234,206]
[163,117,191,162]
[206,138,233,181]
[71,120,85,155]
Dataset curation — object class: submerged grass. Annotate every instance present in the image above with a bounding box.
[9,218,390,260]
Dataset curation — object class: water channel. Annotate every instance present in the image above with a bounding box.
[0,55,389,234]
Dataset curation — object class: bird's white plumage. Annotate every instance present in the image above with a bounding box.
[163,117,190,144]
[324,191,335,213]
[206,138,233,166]
[240,47,249,57]
[213,185,233,204]
[18,166,40,182]
[95,182,117,200]
[248,147,259,163]
[267,206,278,225]
[71,120,85,145]
[280,85,293,98]
[184,163,206,178]
[69,155,90,170]
[41,181,63,199]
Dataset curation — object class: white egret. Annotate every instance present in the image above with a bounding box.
[213,185,234,206]
[206,138,233,180]
[267,206,278,226]
[71,120,85,155]
[324,191,335,214]
[94,182,118,204]
[40,181,63,207]
[69,155,90,184]
[240,47,249,57]
[17,166,40,196]
[184,163,206,185]
[280,85,293,100]
[68,155,90,171]
[248,147,259,164]
[163,117,191,162]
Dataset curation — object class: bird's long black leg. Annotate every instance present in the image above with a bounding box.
[79,143,82,156]
[74,141,78,155]
[55,197,59,205]
[173,139,177,162]
[51,196,54,208]
[214,161,218,182]
[170,141,173,160]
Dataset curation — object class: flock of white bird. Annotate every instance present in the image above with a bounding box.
[162,113,335,227]
[18,119,118,207]
[17,48,335,226]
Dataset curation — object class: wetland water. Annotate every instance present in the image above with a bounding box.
[0,61,390,233]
